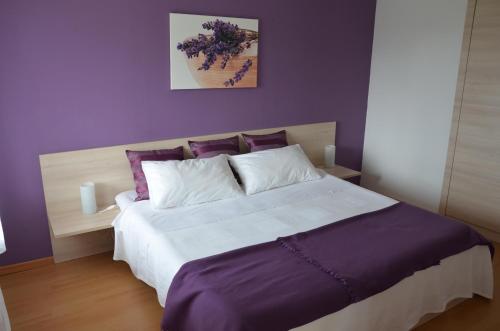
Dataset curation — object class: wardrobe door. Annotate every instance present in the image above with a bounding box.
[446,0,500,232]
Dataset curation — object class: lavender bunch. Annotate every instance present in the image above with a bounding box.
[224,59,252,87]
[177,19,258,86]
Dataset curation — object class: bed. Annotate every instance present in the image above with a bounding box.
[38,122,493,330]
[113,171,493,331]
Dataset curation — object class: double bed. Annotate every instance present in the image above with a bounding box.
[38,122,494,330]
[113,172,493,331]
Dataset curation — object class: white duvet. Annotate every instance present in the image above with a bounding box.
[113,173,493,331]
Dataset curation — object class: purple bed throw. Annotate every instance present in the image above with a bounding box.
[161,203,493,331]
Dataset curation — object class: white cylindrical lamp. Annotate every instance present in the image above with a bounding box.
[324,145,336,167]
[80,182,97,215]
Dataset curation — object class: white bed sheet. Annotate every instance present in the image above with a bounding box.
[115,190,137,211]
[113,174,493,331]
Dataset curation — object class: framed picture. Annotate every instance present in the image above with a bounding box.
[170,13,259,90]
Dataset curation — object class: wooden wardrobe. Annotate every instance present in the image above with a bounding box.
[441,0,500,238]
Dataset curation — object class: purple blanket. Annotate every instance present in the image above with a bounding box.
[161,203,493,331]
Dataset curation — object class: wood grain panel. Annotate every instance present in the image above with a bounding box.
[318,165,361,179]
[446,0,500,232]
[39,122,335,242]
[49,226,114,263]
[439,0,477,214]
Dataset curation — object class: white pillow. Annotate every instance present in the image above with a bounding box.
[229,144,321,195]
[142,154,242,209]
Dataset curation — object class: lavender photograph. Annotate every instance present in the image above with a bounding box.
[170,13,259,90]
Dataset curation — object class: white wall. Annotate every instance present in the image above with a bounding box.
[361,0,468,211]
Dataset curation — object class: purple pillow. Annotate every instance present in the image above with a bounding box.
[188,136,240,159]
[126,147,184,201]
[242,130,288,152]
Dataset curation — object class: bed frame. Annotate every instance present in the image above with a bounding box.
[39,121,336,262]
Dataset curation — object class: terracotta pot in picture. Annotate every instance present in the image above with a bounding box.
[184,43,258,89]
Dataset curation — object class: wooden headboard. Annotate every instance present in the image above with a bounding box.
[40,122,335,239]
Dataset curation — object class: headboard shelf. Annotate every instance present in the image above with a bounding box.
[40,122,336,240]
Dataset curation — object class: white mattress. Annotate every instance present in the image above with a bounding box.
[113,173,493,331]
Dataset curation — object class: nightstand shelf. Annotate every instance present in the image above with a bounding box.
[47,207,119,263]
[49,208,119,239]
[318,164,361,179]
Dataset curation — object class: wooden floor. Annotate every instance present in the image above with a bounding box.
[0,245,498,331]
[0,253,163,330]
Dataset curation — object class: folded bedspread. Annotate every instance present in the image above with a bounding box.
[161,202,493,331]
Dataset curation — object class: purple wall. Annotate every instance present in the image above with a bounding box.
[0,0,376,265]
